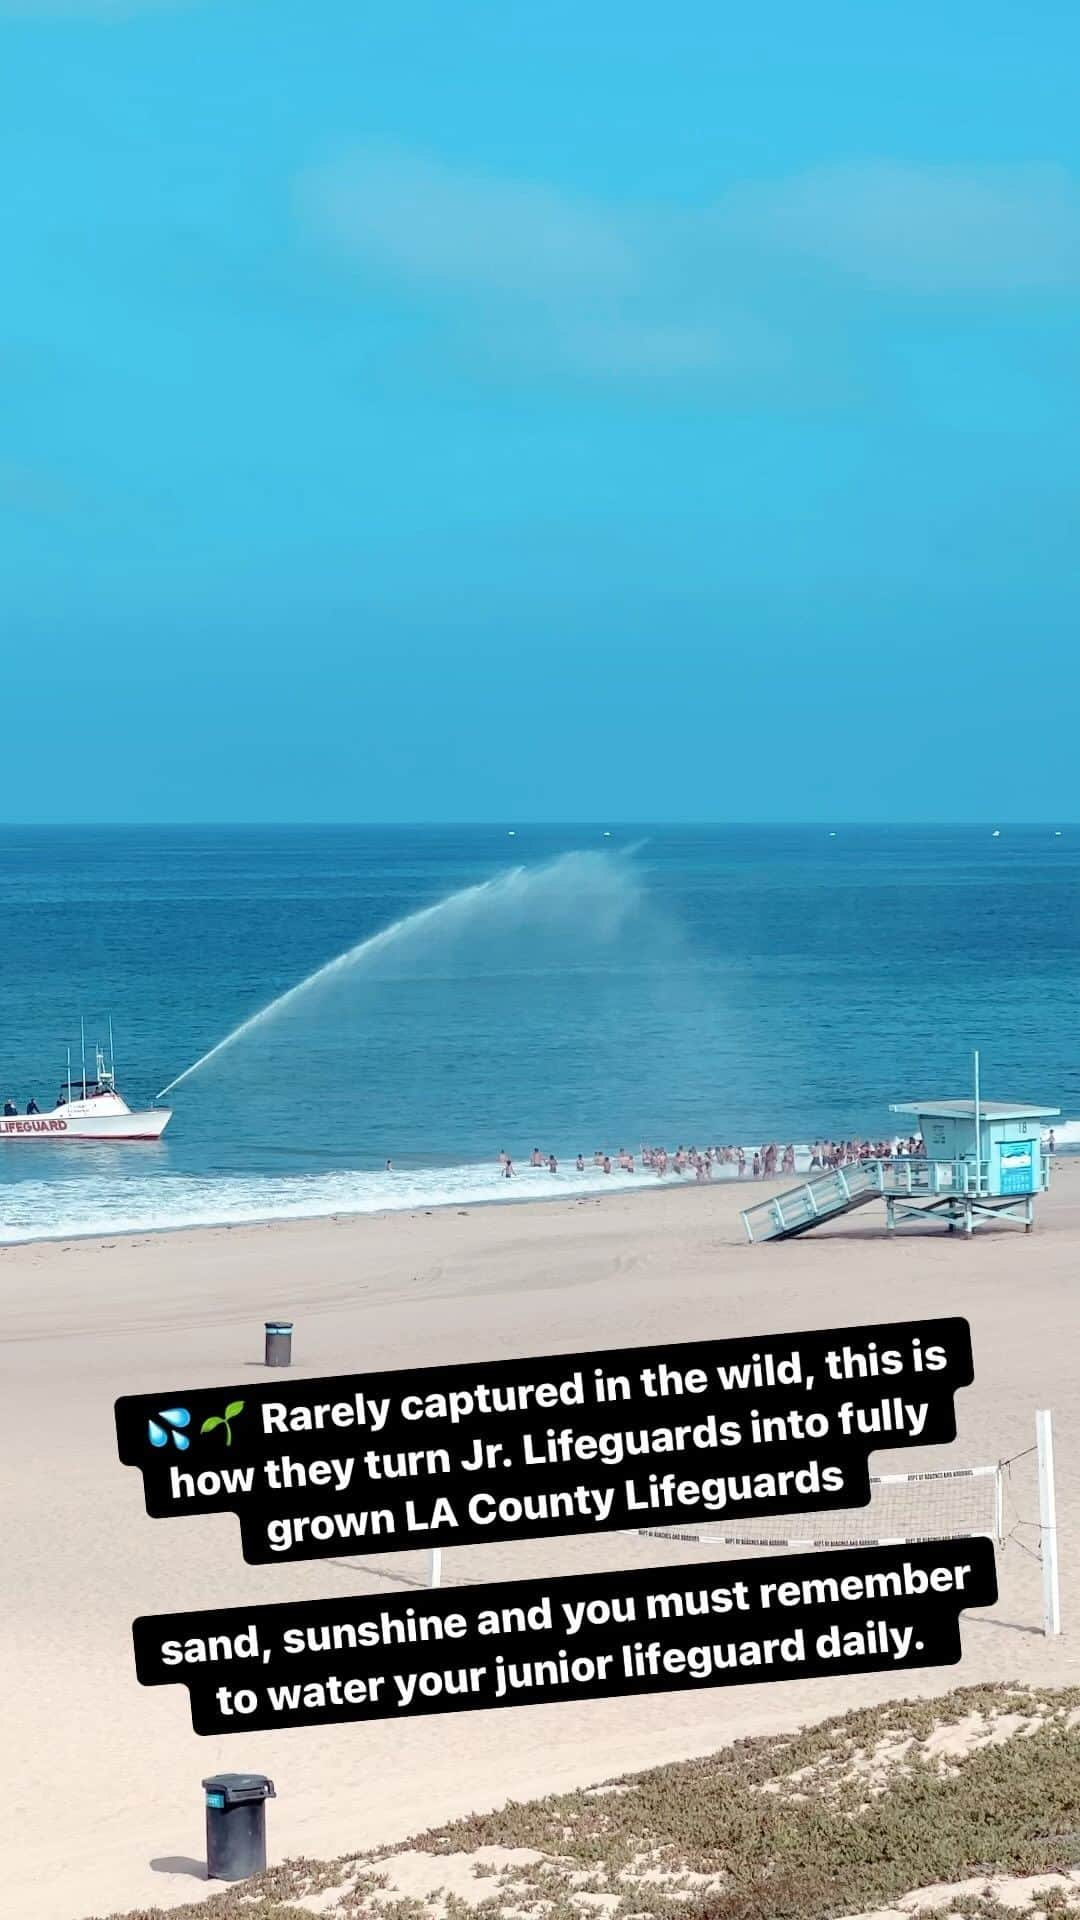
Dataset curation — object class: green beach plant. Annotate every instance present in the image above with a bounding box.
[79,1684,1080,1920]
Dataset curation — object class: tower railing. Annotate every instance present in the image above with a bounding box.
[741,1153,1048,1242]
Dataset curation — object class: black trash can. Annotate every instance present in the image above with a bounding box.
[264,1320,293,1367]
[202,1772,276,1880]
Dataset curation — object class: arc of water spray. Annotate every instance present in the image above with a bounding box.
[156,870,521,1100]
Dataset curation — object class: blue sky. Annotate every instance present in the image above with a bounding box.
[4,0,1080,821]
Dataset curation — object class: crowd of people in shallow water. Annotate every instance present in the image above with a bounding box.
[808,1135,924,1169]
[492,1135,926,1182]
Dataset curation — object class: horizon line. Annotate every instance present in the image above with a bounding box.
[0,819,1077,832]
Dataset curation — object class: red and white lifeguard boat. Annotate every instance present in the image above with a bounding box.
[0,1028,172,1142]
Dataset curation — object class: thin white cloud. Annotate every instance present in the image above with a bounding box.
[0,458,78,518]
[0,1,184,16]
[723,162,1080,294]
[300,144,639,300]
[297,144,785,379]
[298,146,1080,380]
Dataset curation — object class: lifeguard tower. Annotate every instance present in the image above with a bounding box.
[741,1055,1058,1243]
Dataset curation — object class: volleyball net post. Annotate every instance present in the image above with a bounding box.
[619,1410,1062,1638]
[1036,1409,1061,1637]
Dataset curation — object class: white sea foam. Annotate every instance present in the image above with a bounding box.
[3,1127,1071,1247]
[0,1157,717,1246]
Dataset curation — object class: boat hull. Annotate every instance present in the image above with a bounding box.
[0,1108,171,1142]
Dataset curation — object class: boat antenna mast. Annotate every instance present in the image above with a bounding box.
[97,1014,116,1092]
[80,1016,87,1102]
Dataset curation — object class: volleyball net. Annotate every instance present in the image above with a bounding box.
[423,1411,1060,1637]
[618,1410,1060,1637]
[627,1461,1002,1553]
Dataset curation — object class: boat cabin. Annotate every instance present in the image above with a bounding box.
[57,1043,117,1105]
[56,1076,112,1105]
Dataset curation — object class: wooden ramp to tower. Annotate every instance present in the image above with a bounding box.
[742,1091,1059,1244]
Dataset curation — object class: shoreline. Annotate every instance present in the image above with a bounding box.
[0,1175,732,1307]
[3,1142,1074,1255]
[0,1157,759,1254]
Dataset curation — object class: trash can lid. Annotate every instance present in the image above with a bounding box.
[265,1321,293,1331]
[202,1772,276,1804]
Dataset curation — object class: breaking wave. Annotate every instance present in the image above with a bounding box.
[0,1156,702,1246]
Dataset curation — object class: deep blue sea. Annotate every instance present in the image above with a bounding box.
[1,824,1077,1243]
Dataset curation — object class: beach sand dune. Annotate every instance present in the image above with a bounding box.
[2,1169,1078,1919]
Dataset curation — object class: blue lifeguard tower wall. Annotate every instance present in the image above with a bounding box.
[894,1102,1052,1197]
[742,1087,1058,1242]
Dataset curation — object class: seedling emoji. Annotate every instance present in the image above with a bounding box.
[200,1400,245,1447]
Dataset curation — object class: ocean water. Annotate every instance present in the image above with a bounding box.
[0,824,1077,1244]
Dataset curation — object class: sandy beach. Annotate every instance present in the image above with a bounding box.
[3,1168,1078,1920]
